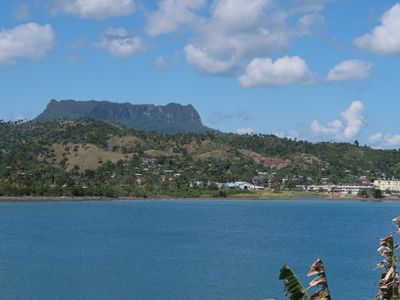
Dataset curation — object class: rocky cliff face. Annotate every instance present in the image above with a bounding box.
[35,100,213,133]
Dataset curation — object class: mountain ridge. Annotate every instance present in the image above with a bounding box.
[34,99,214,133]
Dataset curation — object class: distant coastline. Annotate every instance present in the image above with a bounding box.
[0,191,398,202]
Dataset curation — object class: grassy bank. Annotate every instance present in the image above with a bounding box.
[0,190,397,201]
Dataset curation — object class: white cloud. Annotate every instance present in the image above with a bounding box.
[0,23,55,65]
[354,3,400,55]
[57,0,135,20]
[274,130,300,140]
[97,28,145,58]
[341,101,365,139]
[310,119,343,136]
[368,132,400,149]
[297,13,324,36]
[236,128,253,135]
[238,56,318,87]
[180,0,327,74]
[211,0,272,31]
[327,59,373,82]
[184,44,236,74]
[386,135,400,146]
[311,101,365,140]
[146,0,205,36]
[368,132,383,144]
[182,0,286,73]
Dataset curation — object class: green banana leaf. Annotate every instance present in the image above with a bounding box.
[279,264,311,300]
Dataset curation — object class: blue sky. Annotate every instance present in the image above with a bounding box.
[1,0,400,148]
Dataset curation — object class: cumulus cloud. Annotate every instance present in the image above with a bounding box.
[184,44,236,74]
[0,23,55,65]
[297,13,324,36]
[327,59,373,81]
[146,0,205,36]
[311,101,365,140]
[182,0,284,73]
[179,0,326,74]
[368,132,400,149]
[354,3,400,55]
[97,28,145,58]
[310,119,343,136]
[56,0,135,20]
[238,56,318,87]
[368,132,383,144]
[236,128,253,135]
[340,101,365,139]
[211,0,272,31]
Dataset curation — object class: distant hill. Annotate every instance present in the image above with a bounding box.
[34,100,214,133]
[1,119,400,199]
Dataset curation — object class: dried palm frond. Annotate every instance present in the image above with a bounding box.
[376,234,400,300]
[306,259,331,300]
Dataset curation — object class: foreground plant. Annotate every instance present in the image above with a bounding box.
[279,258,331,300]
[279,216,400,300]
[376,217,400,300]
[376,235,398,299]
[279,265,309,300]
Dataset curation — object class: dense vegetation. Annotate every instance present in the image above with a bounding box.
[1,119,400,197]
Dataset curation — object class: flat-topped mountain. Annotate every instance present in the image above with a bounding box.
[34,100,213,133]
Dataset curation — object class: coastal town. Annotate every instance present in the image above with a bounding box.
[128,156,399,198]
[213,178,400,197]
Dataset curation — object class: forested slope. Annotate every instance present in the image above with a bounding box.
[0,119,398,197]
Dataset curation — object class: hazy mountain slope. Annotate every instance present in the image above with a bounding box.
[34,100,214,133]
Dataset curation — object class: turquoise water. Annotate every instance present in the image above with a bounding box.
[0,199,398,299]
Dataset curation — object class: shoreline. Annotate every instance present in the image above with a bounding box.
[0,192,399,202]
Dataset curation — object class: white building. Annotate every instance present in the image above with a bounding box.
[307,184,373,195]
[307,185,335,193]
[334,185,373,195]
[218,182,265,191]
[374,180,400,192]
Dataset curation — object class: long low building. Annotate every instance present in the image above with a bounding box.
[374,180,400,192]
[307,184,373,195]
[217,182,265,191]
[333,185,373,195]
[307,185,335,193]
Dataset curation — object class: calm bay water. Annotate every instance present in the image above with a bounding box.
[0,199,398,299]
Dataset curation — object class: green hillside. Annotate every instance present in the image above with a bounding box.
[0,119,399,197]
